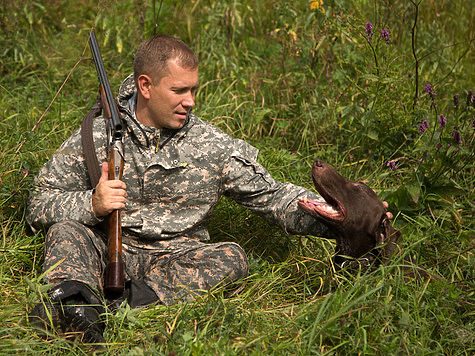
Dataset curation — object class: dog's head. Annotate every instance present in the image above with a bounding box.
[298,159,401,264]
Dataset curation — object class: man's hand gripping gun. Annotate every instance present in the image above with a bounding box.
[89,30,125,293]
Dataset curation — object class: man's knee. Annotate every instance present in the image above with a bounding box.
[47,220,92,241]
[215,242,249,281]
[45,220,104,253]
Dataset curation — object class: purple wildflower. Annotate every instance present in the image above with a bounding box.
[452,127,462,144]
[436,142,442,149]
[424,83,436,97]
[424,83,437,106]
[381,29,391,45]
[438,114,447,129]
[453,94,459,110]
[365,22,374,42]
[386,160,397,171]
[418,119,429,134]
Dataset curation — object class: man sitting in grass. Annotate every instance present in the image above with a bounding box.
[27,34,390,345]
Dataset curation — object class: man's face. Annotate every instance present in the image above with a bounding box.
[139,58,199,130]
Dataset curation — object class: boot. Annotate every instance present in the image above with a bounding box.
[29,281,106,347]
[59,299,106,344]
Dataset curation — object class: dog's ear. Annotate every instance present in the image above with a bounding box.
[377,218,402,264]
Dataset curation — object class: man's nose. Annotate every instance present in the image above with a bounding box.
[183,91,195,108]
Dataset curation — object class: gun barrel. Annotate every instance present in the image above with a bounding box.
[89,30,123,138]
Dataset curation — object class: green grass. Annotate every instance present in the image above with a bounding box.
[1,0,473,354]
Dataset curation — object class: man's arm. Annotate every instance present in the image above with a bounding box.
[221,139,393,237]
[26,125,107,231]
[221,139,328,237]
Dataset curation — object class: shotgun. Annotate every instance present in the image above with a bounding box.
[89,30,125,293]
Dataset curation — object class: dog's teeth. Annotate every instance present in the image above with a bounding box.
[323,205,338,214]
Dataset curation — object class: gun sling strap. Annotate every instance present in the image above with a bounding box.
[81,93,103,188]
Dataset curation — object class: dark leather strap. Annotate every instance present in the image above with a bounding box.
[81,93,103,188]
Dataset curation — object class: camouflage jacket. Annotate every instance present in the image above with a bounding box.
[27,75,327,246]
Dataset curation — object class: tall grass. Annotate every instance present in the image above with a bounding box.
[1,0,473,354]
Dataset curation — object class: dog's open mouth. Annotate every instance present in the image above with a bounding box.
[298,159,346,222]
[298,194,345,222]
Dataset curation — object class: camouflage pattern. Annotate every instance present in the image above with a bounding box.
[43,220,248,305]
[27,74,327,303]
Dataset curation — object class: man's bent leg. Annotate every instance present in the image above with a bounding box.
[43,220,107,291]
[30,221,108,347]
[145,240,249,305]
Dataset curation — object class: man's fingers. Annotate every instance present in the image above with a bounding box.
[381,201,393,220]
[104,179,127,191]
[108,201,126,210]
[92,191,126,217]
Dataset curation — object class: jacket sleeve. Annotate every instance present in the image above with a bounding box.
[26,124,106,231]
[222,139,327,237]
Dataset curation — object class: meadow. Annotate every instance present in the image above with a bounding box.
[0,0,473,354]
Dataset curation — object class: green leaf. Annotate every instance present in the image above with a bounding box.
[366,130,379,140]
[405,182,422,204]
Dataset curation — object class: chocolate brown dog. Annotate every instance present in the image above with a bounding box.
[298,159,401,268]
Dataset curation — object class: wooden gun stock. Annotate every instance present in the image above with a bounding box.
[104,139,125,292]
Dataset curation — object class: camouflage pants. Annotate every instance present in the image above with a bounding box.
[43,220,249,305]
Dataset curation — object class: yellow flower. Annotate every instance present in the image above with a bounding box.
[309,0,325,13]
[288,29,297,42]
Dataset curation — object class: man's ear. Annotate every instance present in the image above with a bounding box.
[137,74,153,99]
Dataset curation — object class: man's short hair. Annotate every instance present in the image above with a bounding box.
[133,35,198,86]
